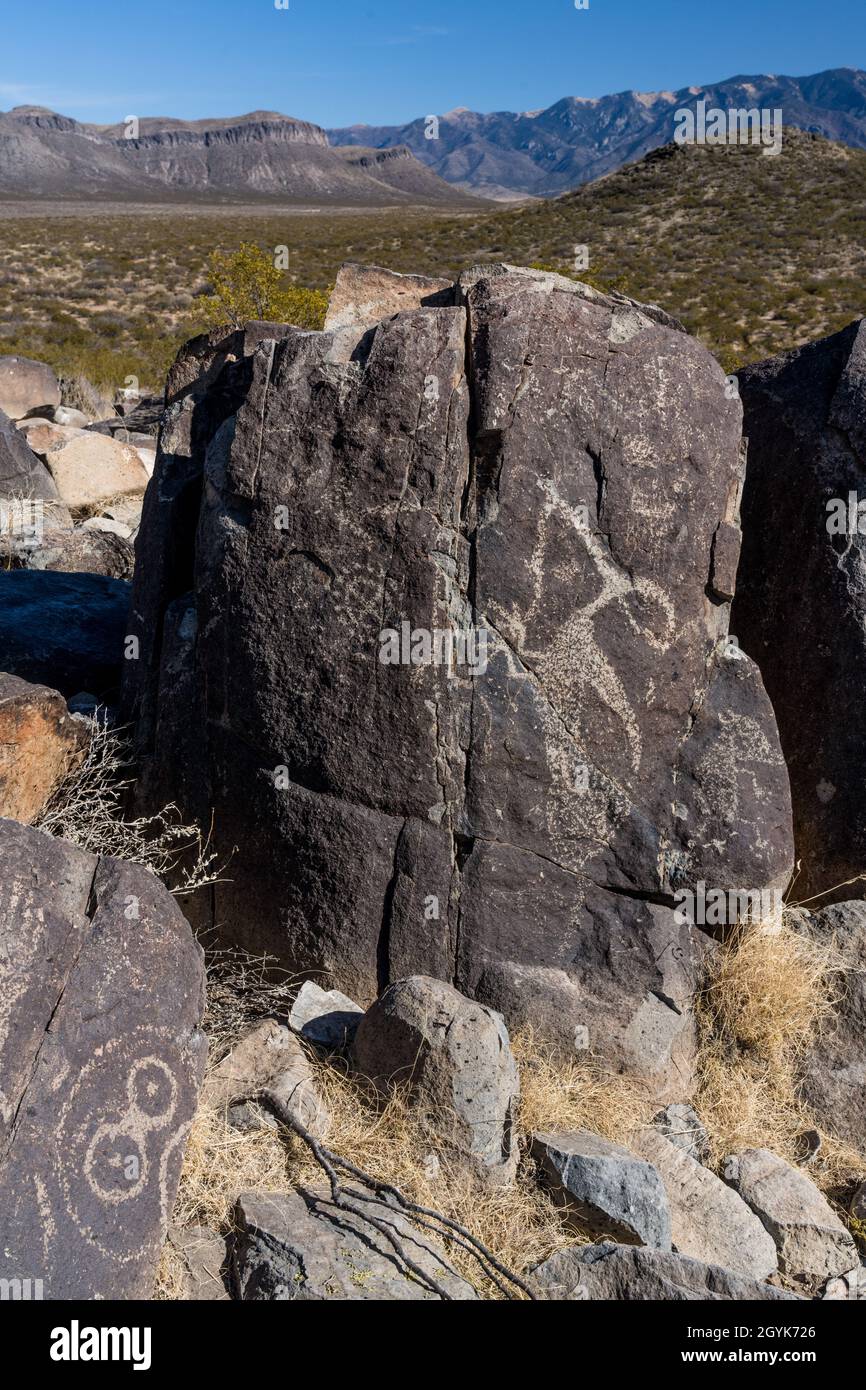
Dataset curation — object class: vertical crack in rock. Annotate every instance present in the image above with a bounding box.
[0,855,98,1167]
[377,823,405,995]
[249,338,277,501]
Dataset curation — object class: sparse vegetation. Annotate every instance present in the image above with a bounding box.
[2,129,864,392]
[695,913,865,1194]
[159,906,866,1300]
[34,715,223,897]
[198,242,329,332]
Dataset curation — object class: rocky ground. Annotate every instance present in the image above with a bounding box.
[0,263,865,1302]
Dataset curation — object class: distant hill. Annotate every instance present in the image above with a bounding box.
[0,128,863,389]
[0,107,477,206]
[328,68,866,198]
[433,128,866,369]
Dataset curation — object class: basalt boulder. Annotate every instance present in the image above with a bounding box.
[0,818,207,1300]
[733,320,866,904]
[124,264,793,1096]
[799,900,866,1148]
[0,570,130,697]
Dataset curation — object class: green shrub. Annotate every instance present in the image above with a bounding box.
[197,242,329,331]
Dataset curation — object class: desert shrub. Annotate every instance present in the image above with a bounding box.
[197,242,329,331]
[35,715,222,897]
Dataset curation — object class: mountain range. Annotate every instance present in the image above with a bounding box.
[1,68,865,203]
[0,107,477,205]
[329,67,866,198]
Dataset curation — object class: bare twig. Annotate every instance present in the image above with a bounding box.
[259,1090,537,1301]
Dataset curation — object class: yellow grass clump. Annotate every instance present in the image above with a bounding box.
[160,909,866,1299]
[695,912,865,1193]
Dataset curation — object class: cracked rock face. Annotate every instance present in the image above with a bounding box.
[531,1242,803,1302]
[733,320,866,905]
[0,818,207,1299]
[124,264,793,1097]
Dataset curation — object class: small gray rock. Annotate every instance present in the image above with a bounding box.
[82,515,133,540]
[634,1127,778,1280]
[203,1018,329,1138]
[531,1242,804,1301]
[724,1148,858,1284]
[288,980,364,1050]
[14,526,135,580]
[822,1266,866,1300]
[52,406,89,429]
[233,1189,477,1300]
[532,1130,672,1249]
[352,976,520,1184]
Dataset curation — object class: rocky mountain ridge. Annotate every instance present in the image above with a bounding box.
[0,107,476,205]
[328,67,866,197]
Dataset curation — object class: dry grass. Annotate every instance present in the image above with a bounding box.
[160,1045,583,1300]
[158,972,661,1300]
[58,371,113,421]
[159,909,866,1299]
[515,1030,656,1147]
[695,913,865,1193]
[35,714,224,896]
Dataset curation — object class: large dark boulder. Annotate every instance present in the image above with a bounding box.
[733,321,866,903]
[0,818,207,1299]
[124,264,793,1095]
[0,570,130,696]
[232,1189,477,1301]
[800,900,866,1147]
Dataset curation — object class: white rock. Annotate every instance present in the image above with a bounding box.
[44,432,150,509]
[724,1148,858,1284]
[633,1128,778,1280]
[52,406,89,428]
[81,516,133,539]
[288,979,364,1049]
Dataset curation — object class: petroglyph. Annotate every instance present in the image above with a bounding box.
[0,821,206,1299]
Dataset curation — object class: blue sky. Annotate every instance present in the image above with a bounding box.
[2,0,864,127]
